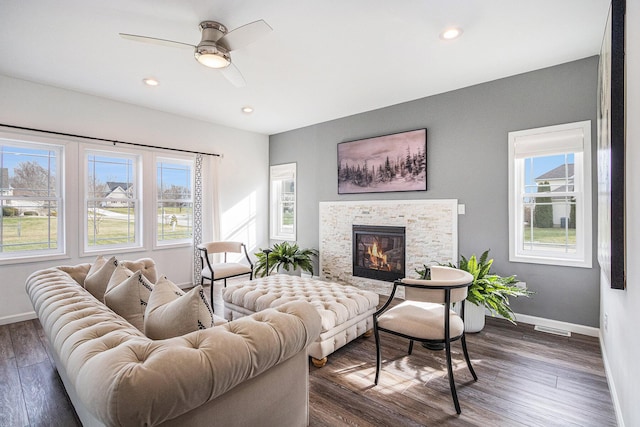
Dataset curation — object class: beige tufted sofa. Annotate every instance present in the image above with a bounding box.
[26,265,322,427]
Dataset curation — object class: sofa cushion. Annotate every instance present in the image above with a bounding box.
[121,258,158,284]
[104,268,154,331]
[84,256,118,302]
[144,277,222,339]
[56,263,91,285]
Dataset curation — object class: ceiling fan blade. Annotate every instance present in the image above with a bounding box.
[217,20,272,51]
[119,33,194,49]
[220,63,246,87]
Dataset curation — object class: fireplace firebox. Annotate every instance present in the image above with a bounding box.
[352,225,405,282]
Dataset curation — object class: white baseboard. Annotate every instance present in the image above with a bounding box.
[599,335,626,427]
[513,312,600,337]
[0,311,37,326]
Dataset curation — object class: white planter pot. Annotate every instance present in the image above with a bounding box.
[458,301,486,333]
[277,265,302,276]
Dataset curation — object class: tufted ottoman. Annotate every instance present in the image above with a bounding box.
[223,275,379,367]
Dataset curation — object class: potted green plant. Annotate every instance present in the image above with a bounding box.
[254,241,318,277]
[416,249,533,332]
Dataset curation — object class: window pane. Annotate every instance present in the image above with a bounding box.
[1,201,58,252]
[524,153,575,195]
[157,160,193,243]
[86,153,138,248]
[521,200,576,254]
[1,143,62,256]
[157,203,193,241]
[87,200,136,246]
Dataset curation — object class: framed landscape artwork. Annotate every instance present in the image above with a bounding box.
[337,129,427,194]
[597,0,626,290]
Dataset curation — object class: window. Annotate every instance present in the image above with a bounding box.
[156,157,193,245]
[270,163,296,241]
[0,140,63,259]
[508,121,592,268]
[85,150,140,251]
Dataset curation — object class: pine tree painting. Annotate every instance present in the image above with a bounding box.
[337,129,427,194]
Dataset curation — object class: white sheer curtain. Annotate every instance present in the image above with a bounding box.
[193,154,221,285]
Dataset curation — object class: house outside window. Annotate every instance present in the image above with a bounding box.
[85,150,140,252]
[508,121,592,268]
[156,157,193,245]
[0,140,64,260]
[270,163,296,241]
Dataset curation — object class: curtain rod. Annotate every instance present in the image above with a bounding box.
[0,123,222,157]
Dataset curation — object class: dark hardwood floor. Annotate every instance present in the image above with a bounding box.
[309,316,616,426]
[1,285,616,426]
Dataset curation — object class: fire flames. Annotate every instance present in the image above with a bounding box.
[367,242,391,271]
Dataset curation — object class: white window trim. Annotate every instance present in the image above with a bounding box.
[0,134,67,263]
[508,121,592,268]
[81,146,142,256]
[270,163,296,241]
[153,153,194,249]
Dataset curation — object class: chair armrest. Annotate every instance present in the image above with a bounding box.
[241,243,254,270]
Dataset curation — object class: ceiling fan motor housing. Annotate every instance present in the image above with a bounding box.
[199,21,227,42]
[195,21,230,68]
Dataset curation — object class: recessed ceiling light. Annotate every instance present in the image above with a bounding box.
[142,77,160,86]
[241,106,254,114]
[439,27,463,40]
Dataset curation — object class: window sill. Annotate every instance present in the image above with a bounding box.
[509,253,592,269]
[0,252,70,266]
[153,241,192,250]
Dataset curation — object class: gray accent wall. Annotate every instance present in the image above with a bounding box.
[269,56,600,327]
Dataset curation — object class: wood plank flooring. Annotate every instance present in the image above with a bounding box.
[0,319,80,427]
[309,316,615,426]
[1,285,616,426]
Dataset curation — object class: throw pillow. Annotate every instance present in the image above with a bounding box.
[121,258,158,284]
[144,276,215,340]
[104,268,154,331]
[56,263,92,286]
[84,256,118,302]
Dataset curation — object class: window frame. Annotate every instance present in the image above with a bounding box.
[0,136,66,263]
[82,147,142,256]
[154,154,194,248]
[508,120,592,268]
[270,163,296,241]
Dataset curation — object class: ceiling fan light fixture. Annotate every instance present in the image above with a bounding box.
[195,44,231,68]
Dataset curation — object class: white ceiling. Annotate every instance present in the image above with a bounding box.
[0,0,610,135]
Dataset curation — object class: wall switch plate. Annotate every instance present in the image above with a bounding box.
[604,313,608,332]
[458,204,465,215]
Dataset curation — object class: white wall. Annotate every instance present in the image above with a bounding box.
[599,1,640,425]
[0,74,269,323]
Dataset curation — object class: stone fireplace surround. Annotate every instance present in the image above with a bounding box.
[320,200,459,296]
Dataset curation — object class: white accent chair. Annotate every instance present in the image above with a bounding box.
[197,241,253,310]
[374,265,477,414]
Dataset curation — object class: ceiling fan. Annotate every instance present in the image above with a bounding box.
[120,19,272,87]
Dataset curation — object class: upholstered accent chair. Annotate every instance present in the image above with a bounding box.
[197,241,253,309]
[373,265,477,414]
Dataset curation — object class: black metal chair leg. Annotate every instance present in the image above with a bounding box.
[445,341,461,414]
[209,280,215,314]
[408,340,414,355]
[374,324,381,385]
[460,334,478,381]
